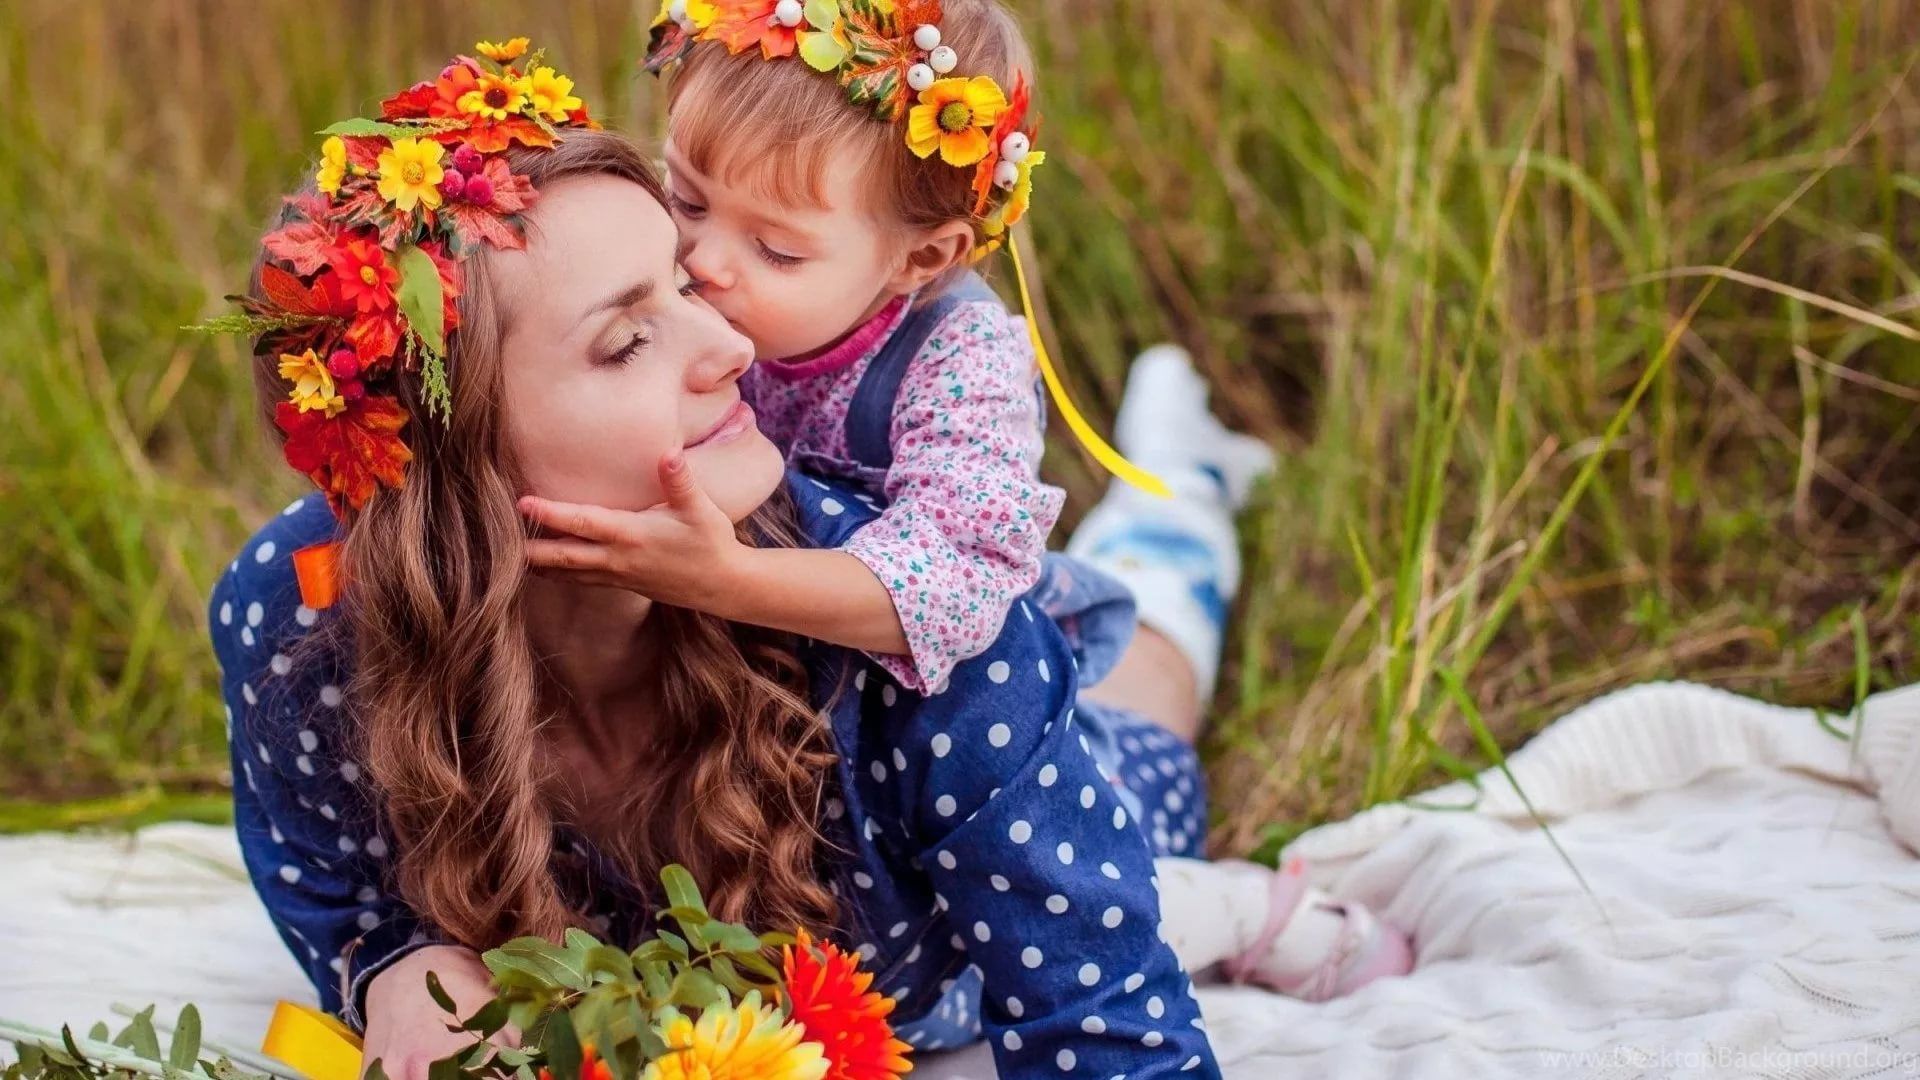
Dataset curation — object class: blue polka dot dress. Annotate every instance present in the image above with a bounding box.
[211,471,1222,1078]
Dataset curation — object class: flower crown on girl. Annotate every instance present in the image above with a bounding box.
[644,0,1170,496]
[195,38,597,520]
[645,0,1043,256]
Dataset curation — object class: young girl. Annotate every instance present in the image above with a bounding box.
[521,0,1136,696]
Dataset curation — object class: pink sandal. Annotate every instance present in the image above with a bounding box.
[1221,857,1415,1002]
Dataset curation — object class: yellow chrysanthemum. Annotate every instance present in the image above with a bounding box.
[905,76,1008,167]
[315,135,348,196]
[524,67,583,122]
[652,0,718,30]
[985,149,1045,237]
[278,350,345,417]
[476,37,529,62]
[640,995,828,1080]
[458,72,530,121]
[375,137,445,213]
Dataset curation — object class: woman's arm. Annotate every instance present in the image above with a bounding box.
[211,506,439,1032]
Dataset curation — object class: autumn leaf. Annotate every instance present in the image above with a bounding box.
[262,222,342,276]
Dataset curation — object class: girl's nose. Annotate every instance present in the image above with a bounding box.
[680,235,735,292]
[688,302,753,389]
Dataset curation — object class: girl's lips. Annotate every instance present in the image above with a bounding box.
[686,400,755,450]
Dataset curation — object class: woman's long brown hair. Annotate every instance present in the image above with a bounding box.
[250,130,839,951]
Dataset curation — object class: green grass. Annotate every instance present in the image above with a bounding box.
[4,0,1918,848]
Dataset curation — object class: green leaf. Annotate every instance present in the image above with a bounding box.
[489,937,592,991]
[799,28,849,72]
[659,865,705,917]
[460,997,512,1041]
[118,1006,162,1061]
[426,1049,465,1080]
[667,967,729,1011]
[703,920,762,955]
[317,118,461,140]
[655,931,691,961]
[539,1011,581,1080]
[86,1023,109,1043]
[394,245,446,355]
[425,970,459,1017]
[167,1005,202,1071]
[364,1058,391,1080]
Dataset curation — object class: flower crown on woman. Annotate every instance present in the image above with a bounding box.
[644,0,1045,255]
[197,38,596,515]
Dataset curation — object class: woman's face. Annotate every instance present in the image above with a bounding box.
[490,174,784,519]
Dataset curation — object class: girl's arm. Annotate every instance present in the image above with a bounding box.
[837,299,1065,689]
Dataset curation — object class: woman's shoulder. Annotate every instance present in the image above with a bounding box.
[208,494,346,696]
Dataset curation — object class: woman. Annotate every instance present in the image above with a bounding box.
[211,55,1405,1080]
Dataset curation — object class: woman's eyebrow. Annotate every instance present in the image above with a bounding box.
[572,278,655,332]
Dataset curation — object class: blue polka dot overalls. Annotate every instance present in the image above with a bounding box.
[211,471,1221,1078]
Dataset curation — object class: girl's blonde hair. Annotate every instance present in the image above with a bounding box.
[667,0,1033,275]
[249,129,840,951]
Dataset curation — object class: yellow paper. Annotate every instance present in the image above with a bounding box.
[261,1001,364,1080]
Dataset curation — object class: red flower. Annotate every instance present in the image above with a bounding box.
[276,394,413,513]
[428,59,554,154]
[327,238,399,314]
[780,931,912,1080]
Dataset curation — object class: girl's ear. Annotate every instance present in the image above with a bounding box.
[886,220,975,295]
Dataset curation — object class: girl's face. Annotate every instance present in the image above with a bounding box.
[489,174,785,520]
[663,138,910,361]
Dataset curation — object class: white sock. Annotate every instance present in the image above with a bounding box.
[1154,857,1347,982]
[1068,346,1274,699]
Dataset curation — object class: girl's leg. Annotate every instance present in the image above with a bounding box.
[1069,345,1271,743]
[1068,346,1412,999]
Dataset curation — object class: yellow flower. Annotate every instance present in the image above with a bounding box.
[315,136,348,196]
[375,137,446,213]
[278,350,345,417]
[524,67,582,122]
[640,995,828,1080]
[985,148,1045,237]
[458,73,530,121]
[906,76,1008,167]
[652,0,717,29]
[476,37,529,63]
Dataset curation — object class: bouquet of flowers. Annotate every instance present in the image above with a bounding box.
[0,867,911,1080]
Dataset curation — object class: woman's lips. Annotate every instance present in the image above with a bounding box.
[686,400,755,450]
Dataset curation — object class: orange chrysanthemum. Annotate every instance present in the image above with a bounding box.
[781,931,912,1080]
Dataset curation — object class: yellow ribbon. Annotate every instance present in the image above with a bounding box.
[1008,232,1170,498]
[261,1001,364,1080]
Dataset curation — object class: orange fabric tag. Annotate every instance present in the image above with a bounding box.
[292,540,343,610]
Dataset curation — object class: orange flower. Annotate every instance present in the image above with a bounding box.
[905,77,1007,167]
[709,1,798,60]
[781,931,912,1080]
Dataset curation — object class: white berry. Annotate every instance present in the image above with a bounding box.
[773,0,804,26]
[669,0,688,20]
[907,63,936,92]
[994,160,1021,190]
[1000,131,1031,163]
[929,45,958,74]
[913,24,942,51]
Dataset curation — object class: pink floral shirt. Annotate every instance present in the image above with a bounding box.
[742,292,1065,691]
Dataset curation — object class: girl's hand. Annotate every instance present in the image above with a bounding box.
[519,452,747,611]
[360,945,514,1080]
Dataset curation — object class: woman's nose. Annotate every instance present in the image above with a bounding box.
[688,302,754,389]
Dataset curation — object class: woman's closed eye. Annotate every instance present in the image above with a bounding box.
[598,329,650,367]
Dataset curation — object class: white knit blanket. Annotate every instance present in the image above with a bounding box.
[6,681,1920,1078]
